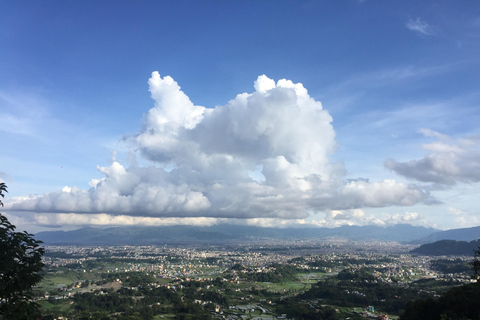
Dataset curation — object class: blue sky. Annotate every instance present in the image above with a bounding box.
[1,1,480,232]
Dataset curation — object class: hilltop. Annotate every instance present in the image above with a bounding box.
[412,225,480,244]
[410,239,480,256]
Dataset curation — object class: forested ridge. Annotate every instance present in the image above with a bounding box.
[411,239,480,256]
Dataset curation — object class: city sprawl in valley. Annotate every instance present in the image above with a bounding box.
[36,239,477,320]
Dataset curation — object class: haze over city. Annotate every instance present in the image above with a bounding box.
[1,1,480,232]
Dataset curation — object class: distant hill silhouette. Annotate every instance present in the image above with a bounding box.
[410,239,480,256]
[35,224,438,245]
[412,226,480,244]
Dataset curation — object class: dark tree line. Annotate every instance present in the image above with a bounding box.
[300,267,436,315]
[1,183,45,320]
[401,283,480,320]
[400,247,480,320]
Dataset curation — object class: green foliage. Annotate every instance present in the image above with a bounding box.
[101,271,156,287]
[412,239,480,256]
[139,286,178,305]
[400,248,480,320]
[230,263,245,271]
[0,182,7,207]
[336,268,375,281]
[401,283,480,320]
[73,292,133,312]
[471,247,480,281]
[240,263,300,283]
[1,211,45,319]
[276,300,336,320]
[430,259,471,274]
[173,301,213,320]
[300,268,433,315]
[199,290,228,306]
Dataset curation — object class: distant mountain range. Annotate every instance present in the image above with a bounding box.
[412,226,480,244]
[35,224,441,245]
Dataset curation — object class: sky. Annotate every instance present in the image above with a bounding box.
[1,1,480,233]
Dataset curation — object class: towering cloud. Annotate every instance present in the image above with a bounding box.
[7,73,431,221]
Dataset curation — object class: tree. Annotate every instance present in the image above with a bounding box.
[400,248,480,320]
[0,182,6,207]
[471,246,480,281]
[0,183,45,320]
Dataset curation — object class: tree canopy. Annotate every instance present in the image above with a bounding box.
[0,183,45,320]
[0,182,6,207]
[400,246,480,320]
[471,246,480,281]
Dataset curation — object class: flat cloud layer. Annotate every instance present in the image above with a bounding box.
[7,73,432,220]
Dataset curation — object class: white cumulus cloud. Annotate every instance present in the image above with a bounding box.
[6,73,433,224]
[385,130,480,185]
[312,209,432,228]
